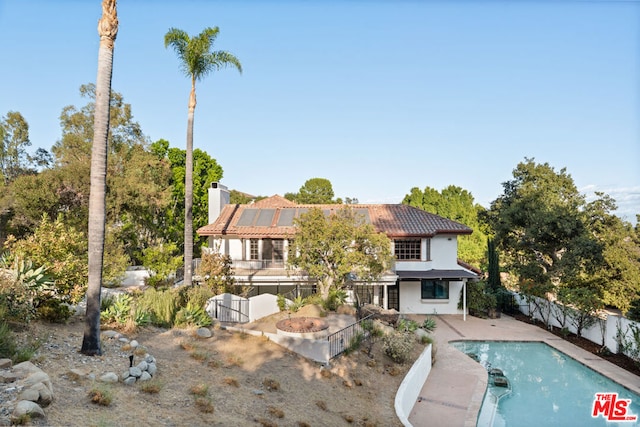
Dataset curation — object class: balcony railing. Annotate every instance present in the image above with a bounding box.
[232,260,285,270]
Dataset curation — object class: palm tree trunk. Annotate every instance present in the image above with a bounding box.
[183,82,196,287]
[81,0,118,356]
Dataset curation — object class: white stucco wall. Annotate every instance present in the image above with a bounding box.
[395,343,433,426]
[248,293,281,322]
[429,235,459,269]
[399,280,464,315]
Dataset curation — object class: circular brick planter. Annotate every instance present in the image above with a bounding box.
[276,317,329,339]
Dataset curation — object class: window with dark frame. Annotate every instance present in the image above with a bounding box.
[421,280,449,299]
[394,239,421,260]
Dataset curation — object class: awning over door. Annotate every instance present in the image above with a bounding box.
[395,269,478,281]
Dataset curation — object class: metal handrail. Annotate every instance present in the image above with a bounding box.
[327,314,374,360]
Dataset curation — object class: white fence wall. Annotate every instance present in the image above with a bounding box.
[513,293,640,359]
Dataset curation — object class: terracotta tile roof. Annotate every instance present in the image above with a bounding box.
[197,195,473,239]
[251,195,297,208]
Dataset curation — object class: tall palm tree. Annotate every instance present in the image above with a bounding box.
[164,27,241,287]
[81,0,118,356]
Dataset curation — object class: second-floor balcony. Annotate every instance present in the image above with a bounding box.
[232,259,285,270]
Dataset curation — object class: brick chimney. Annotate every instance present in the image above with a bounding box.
[208,182,230,224]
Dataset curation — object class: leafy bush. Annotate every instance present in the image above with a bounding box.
[343,332,364,355]
[197,252,236,295]
[460,281,498,317]
[4,215,88,304]
[141,243,182,289]
[182,284,214,311]
[0,320,17,359]
[277,294,286,311]
[288,295,306,312]
[421,317,437,333]
[0,256,55,323]
[396,319,420,333]
[37,298,73,323]
[324,287,347,311]
[382,331,415,363]
[101,293,134,325]
[137,288,179,327]
[175,302,212,327]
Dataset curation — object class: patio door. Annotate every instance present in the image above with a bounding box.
[387,283,399,311]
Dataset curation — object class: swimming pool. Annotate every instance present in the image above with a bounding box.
[451,341,640,427]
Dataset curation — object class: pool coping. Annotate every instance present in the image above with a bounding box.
[406,314,640,427]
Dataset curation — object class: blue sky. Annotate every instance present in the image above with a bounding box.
[1,0,639,223]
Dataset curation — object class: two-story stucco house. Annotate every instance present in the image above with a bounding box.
[197,183,479,315]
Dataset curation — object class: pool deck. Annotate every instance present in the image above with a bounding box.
[406,314,640,427]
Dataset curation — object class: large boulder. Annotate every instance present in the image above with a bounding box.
[360,304,399,326]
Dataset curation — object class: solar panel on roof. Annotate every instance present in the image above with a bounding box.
[236,209,258,226]
[354,208,371,224]
[322,209,331,217]
[255,209,276,226]
[296,208,309,218]
[277,209,296,226]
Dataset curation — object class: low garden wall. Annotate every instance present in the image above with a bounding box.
[394,344,432,427]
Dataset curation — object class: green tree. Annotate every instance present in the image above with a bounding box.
[197,251,236,295]
[151,139,223,257]
[288,207,394,299]
[485,158,610,312]
[287,178,336,204]
[107,143,171,263]
[558,286,603,338]
[487,239,501,292]
[82,0,118,356]
[584,193,640,313]
[165,26,242,286]
[402,185,487,266]
[52,84,145,167]
[0,111,33,183]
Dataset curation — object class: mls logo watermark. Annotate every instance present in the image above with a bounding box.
[592,393,637,422]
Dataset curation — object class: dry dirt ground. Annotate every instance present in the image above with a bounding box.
[9,307,424,427]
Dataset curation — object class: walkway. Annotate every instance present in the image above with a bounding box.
[406,314,640,427]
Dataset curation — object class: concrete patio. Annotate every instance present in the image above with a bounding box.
[407,314,640,427]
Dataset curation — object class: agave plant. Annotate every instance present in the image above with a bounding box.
[1,255,54,292]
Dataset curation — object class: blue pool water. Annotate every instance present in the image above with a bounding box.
[451,341,640,427]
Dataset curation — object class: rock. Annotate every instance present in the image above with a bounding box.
[67,368,91,381]
[123,376,136,386]
[336,304,357,315]
[145,355,156,364]
[0,372,20,383]
[195,328,212,339]
[147,363,157,376]
[360,304,399,326]
[139,372,152,382]
[101,330,119,339]
[99,372,119,383]
[136,361,148,372]
[129,367,142,378]
[414,328,429,340]
[12,361,42,376]
[18,388,40,402]
[12,400,45,418]
[121,370,131,381]
[129,340,139,348]
[33,383,53,406]
[118,337,129,343]
[21,372,52,394]
[0,359,12,369]
[252,389,265,395]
